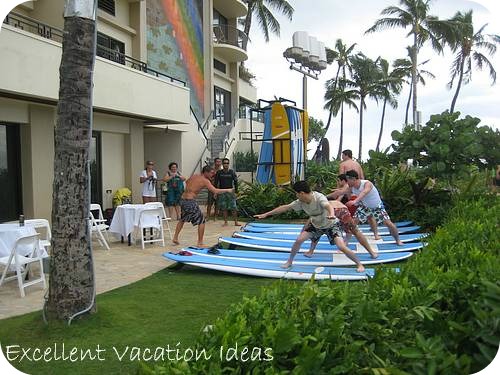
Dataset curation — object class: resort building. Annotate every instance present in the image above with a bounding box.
[0,0,263,223]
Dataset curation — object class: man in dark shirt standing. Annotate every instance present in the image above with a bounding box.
[215,158,239,226]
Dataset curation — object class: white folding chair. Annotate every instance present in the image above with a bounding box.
[89,203,110,250]
[25,219,52,253]
[0,234,46,297]
[137,207,165,249]
[144,201,173,239]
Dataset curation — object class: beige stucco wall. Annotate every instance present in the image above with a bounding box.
[0,99,29,123]
[143,128,183,180]
[101,132,126,209]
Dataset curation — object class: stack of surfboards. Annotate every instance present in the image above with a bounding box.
[162,221,426,281]
[256,102,307,185]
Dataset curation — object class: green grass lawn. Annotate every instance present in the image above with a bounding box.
[0,266,275,375]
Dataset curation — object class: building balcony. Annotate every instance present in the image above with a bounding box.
[213,25,248,62]
[1,12,191,124]
[213,0,248,18]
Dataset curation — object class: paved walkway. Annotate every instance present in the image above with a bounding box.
[0,215,244,320]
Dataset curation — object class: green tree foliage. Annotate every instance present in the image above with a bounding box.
[445,10,500,113]
[306,116,326,144]
[233,151,258,172]
[390,111,500,181]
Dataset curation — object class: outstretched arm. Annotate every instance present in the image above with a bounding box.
[254,204,292,219]
[348,181,373,206]
[205,179,232,195]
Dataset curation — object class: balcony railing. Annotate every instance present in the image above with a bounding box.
[212,25,248,50]
[3,11,186,87]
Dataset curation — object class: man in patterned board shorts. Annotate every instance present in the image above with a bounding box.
[215,158,239,226]
[172,165,233,248]
[253,180,366,271]
[344,170,403,245]
[304,200,378,258]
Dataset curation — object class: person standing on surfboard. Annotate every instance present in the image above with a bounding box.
[339,150,364,179]
[304,199,378,258]
[343,170,403,245]
[253,180,366,271]
[172,165,233,248]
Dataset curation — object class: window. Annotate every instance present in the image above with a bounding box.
[213,9,228,41]
[213,59,226,74]
[98,0,115,16]
[0,123,22,222]
[214,86,231,126]
[97,32,125,65]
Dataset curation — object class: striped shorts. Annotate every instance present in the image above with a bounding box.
[180,199,205,226]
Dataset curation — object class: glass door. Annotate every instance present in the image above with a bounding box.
[0,123,22,222]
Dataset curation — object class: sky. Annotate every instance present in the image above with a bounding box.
[243,0,500,160]
[0,0,498,162]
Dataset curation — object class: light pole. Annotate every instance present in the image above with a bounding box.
[283,31,327,110]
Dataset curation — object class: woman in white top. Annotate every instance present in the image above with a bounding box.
[139,161,158,203]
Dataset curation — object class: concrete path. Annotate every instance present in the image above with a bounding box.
[0,216,245,320]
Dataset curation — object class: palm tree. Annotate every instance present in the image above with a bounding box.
[392,48,435,125]
[376,58,404,151]
[314,39,356,160]
[47,0,96,321]
[324,81,359,159]
[241,0,294,51]
[446,10,500,113]
[366,0,448,126]
[345,54,384,160]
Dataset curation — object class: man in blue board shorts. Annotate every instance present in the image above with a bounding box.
[253,180,366,271]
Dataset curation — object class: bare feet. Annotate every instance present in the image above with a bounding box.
[303,251,314,258]
[281,261,292,269]
[371,251,379,259]
[222,222,228,227]
[197,243,208,248]
[172,239,180,245]
[234,222,240,226]
[396,241,404,246]
[357,264,366,272]
[374,235,382,240]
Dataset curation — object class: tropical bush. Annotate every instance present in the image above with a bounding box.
[236,181,306,220]
[233,151,258,172]
[141,195,500,374]
[304,160,339,192]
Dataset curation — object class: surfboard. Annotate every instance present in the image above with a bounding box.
[241,225,422,236]
[256,108,273,183]
[232,231,428,244]
[162,251,375,280]
[219,237,424,254]
[183,248,413,266]
[244,220,414,229]
[271,102,291,185]
[285,106,299,180]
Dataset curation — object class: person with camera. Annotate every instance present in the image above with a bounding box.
[163,162,186,220]
[139,160,158,203]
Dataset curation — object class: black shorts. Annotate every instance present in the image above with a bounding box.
[180,199,205,226]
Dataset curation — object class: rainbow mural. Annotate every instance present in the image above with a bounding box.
[147,0,204,120]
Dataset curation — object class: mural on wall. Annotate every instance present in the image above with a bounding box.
[147,0,204,121]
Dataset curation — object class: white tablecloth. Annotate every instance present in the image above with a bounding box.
[109,204,158,239]
[0,223,47,258]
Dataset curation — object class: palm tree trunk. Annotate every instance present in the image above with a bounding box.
[411,36,418,126]
[450,57,465,113]
[405,85,412,125]
[242,1,254,51]
[376,99,387,152]
[337,102,344,159]
[358,97,364,160]
[47,1,97,321]
[313,64,342,161]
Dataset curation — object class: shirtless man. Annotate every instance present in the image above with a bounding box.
[304,200,378,258]
[172,165,233,247]
[339,150,364,179]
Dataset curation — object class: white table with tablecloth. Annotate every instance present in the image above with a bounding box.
[109,204,159,244]
[0,223,48,258]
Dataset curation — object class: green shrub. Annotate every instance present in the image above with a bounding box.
[236,181,306,220]
[143,195,499,374]
[234,151,258,172]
